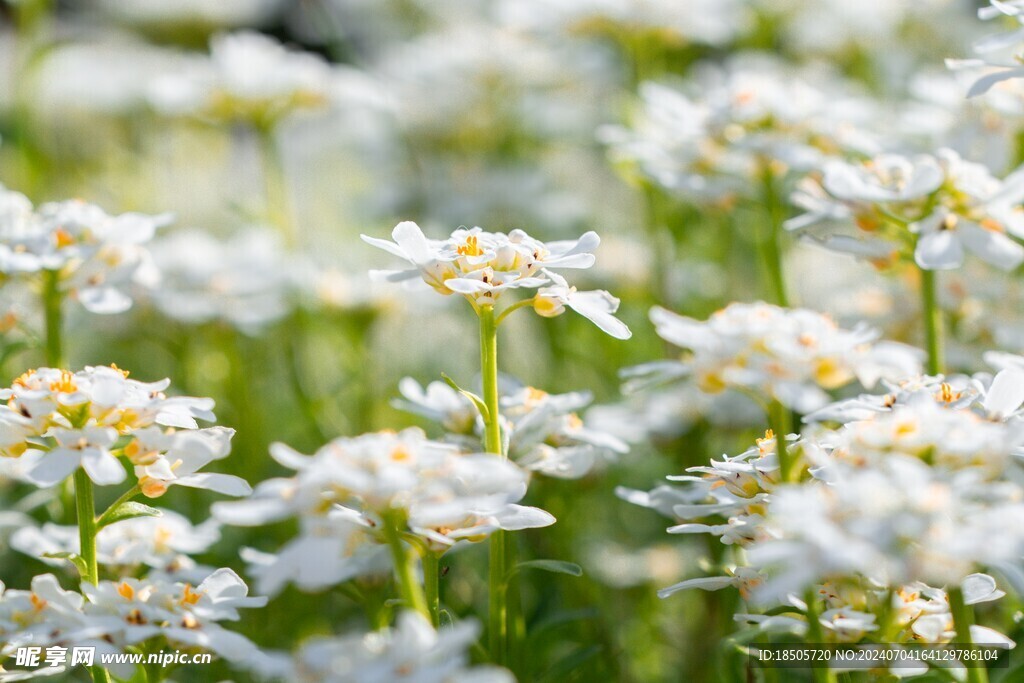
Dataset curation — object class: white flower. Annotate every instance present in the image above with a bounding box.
[255,611,513,683]
[214,428,554,562]
[0,366,245,494]
[362,222,596,302]
[147,31,379,126]
[0,196,170,314]
[147,227,293,332]
[11,510,221,579]
[533,271,631,340]
[788,149,1024,271]
[948,1,1024,97]
[631,302,923,413]
[394,378,629,479]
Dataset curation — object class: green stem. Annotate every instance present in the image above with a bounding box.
[382,511,429,620]
[760,166,790,308]
[919,267,944,375]
[423,551,440,627]
[949,587,988,683]
[769,400,795,482]
[479,305,521,667]
[804,590,836,683]
[43,269,64,367]
[74,469,99,584]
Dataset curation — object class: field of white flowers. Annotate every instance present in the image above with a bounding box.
[3,1,1024,681]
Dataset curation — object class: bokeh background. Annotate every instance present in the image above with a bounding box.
[0,0,1020,681]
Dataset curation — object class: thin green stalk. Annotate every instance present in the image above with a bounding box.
[949,587,988,683]
[423,551,440,627]
[919,266,944,375]
[760,166,790,308]
[480,305,509,664]
[769,400,794,482]
[73,470,98,585]
[804,590,836,683]
[382,511,429,620]
[43,269,63,367]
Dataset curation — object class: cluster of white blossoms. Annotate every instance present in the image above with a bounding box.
[787,148,1024,271]
[395,378,629,479]
[213,428,554,593]
[0,365,249,497]
[363,222,631,338]
[625,302,923,414]
[256,611,512,683]
[625,356,1024,656]
[599,55,881,201]
[148,31,381,127]
[11,510,221,582]
[0,569,265,680]
[0,186,170,314]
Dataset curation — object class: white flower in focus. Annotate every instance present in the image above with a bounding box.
[0,366,246,494]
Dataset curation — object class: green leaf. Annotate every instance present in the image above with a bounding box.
[440,373,489,422]
[97,501,162,529]
[42,552,89,579]
[508,559,583,581]
[538,645,601,682]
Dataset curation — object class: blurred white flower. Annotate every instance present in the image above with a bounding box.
[395,378,629,479]
[254,611,513,682]
[788,149,1024,271]
[0,192,170,314]
[627,302,923,414]
[147,227,293,332]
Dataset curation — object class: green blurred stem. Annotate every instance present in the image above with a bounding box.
[948,587,988,683]
[43,269,64,367]
[423,551,440,627]
[760,166,789,308]
[479,305,520,667]
[382,511,429,620]
[769,400,794,482]
[256,126,297,248]
[803,590,836,683]
[919,266,944,375]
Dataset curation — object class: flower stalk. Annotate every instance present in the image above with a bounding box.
[919,266,944,375]
[760,165,789,308]
[479,304,520,667]
[381,510,430,621]
[42,274,111,683]
[423,551,441,627]
[948,586,988,683]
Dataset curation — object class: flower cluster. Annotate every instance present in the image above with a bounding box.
[625,302,923,414]
[599,55,881,201]
[213,428,554,593]
[0,365,248,496]
[363,222,631,338]
[256,611,512,682]
[148,31,378,127]
[787,148,1024,271]
[0,187,170,314]
[0,569,265,680]
[395,378,629,479]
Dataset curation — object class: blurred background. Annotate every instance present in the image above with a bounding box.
[0,0,1020,681]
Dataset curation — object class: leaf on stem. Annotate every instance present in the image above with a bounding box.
[440,373,490,423]
[96,501,162,529]
[508,559,583,580]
